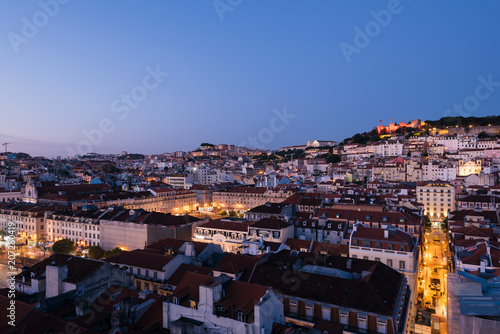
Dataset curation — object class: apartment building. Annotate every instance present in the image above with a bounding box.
[0,202,53,246]
[422,162,457,181]
[349,224,418,275]
[250,253,410,334]
[416,182,456,220]
[376,141,404,157]
[163,174,194,189]
[163,272,283,333]
[372,165,406,182]
[212,186,296,212]
[194,217,293,253]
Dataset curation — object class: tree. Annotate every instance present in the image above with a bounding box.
[88,245,105,260]
[326,154,341,164]
[38,242,50,259]
[478,131,489,139]
[229,210,237,217]
[424,215,432,233]
[218,210,227,216]
[52,239,76,254]
[101,164,120,174]
[441,217,448,233]
[104,247,123,258]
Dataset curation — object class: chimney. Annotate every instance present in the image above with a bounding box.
[480,259,487,274]
[384,229,389,239]
[45,265,68,298]
[198,282,222,313]
[185,242,196,257]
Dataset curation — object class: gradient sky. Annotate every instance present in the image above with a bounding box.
[1,1,499,158]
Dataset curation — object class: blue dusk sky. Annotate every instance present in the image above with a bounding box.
[0,1,499,157]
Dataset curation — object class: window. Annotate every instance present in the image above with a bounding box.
[377,318,387,334]
[137,268,141,276]
[78,288,84,296]
[238,312,246,322]
[399,261,405,270]
[305,303,314,318]
[358,314,368,330]
[172,297,179,305]
[190,301,197,309]
[321,306,331,321]
[129,267,133,274]
[387,259,393,267]
[145,270,149,278]
[375,257,381,262]
[339,310,349,325]
[289,300,298,314]
[154,271,158,280]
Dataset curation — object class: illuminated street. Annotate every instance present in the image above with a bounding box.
[416,225,448,333]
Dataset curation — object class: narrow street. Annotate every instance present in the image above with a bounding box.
[416,225,448,333]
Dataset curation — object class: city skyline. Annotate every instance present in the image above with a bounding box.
[1,1,500,158]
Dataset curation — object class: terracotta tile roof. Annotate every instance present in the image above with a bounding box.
[310,242,349,257]
[314,208,421,226]
[458,195,499,203]
[285,239,312,251]
[247,202,287,214]
[250,258,403,316]
[0,295,34,332]
[214,253,262,281]
[105,250,175,271]
[250,217,291,230]
[352,225,414,245]
[172,272,270,317]
[8,305,99,334]
[199,219,253,232]
[459,242,500,267]
[451,226,496,239]
[144,238,208,255]
[166,264,213,287]
[15,254,104,285]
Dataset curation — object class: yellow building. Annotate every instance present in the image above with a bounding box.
[416,182,455,221]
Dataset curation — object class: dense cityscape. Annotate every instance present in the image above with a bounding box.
[2,1,500,333]
[1,117,500,333]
